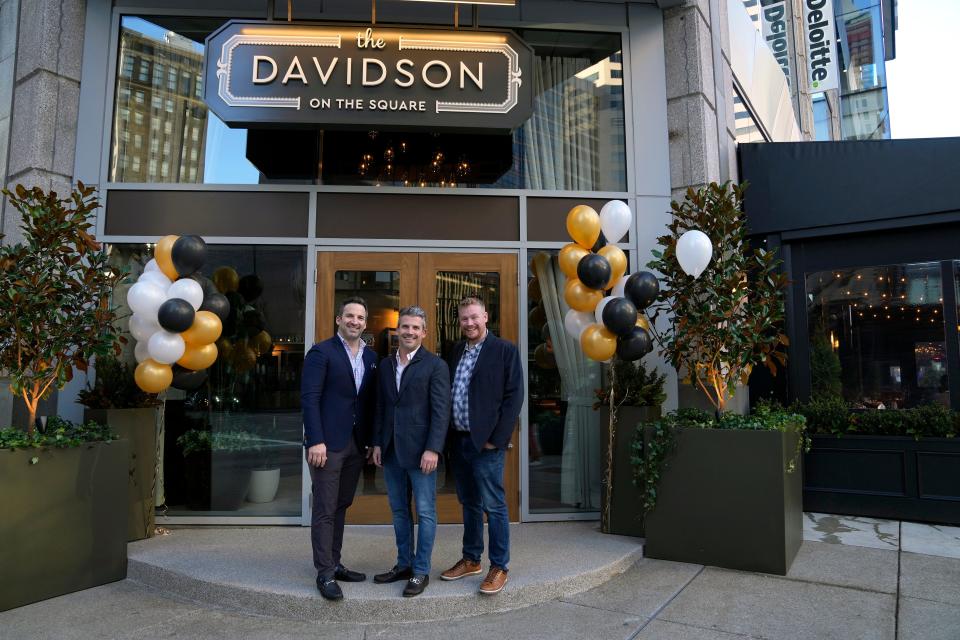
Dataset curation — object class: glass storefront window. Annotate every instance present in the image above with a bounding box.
[108,244,307,516]
[109,17,626,190]
[806,262,949,409]
[527,251,602,513]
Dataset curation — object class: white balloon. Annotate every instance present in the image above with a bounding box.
[612,275,629,299]
[148,330,186,365]
[564,309,594,339]
[595,295,615,325]
[138,270,172,291]
[143,259,160,273]
[167,278,204,311]
[676,229,713,279]
[134,340,151,363]
[127,281,167,318]
[129,313,161,342]
[599,200,632,244]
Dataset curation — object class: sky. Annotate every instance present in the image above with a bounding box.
[886,0,960,139]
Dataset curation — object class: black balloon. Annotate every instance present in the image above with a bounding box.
[190,273,218,297]
[624,271,660,310]
[238,274,264,302]
[171,235,207,277]
[577,253,612,290]
[200,292,231,322]
[602,297,639,337]
[591,231,608,253]
[617,327,653,361]
[157,298,196,333]
[223,291,244,336]
[171,365,208,391]
[243,308,266,337]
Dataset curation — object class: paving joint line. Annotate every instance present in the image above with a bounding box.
[895,520,903,640]
[644,618,761,639]
[625,564,705,639]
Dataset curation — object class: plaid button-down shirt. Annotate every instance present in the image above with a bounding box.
[452,335,487,431]
[338,334,365,393]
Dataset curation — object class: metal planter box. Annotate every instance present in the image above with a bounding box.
[0,441,129,611]
[598,405,661,537]
[804,434,960,525]
[85,408,158,541]
[643,427,803,575]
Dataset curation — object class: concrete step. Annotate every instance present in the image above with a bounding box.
[128,522,643,623]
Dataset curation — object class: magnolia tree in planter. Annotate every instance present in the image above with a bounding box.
[638,182,807,575]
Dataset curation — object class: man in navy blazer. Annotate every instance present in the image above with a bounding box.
[439,297,524,595]
[371,306,451,597]
[301,297,378,601]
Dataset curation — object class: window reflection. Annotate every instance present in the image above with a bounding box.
[108,244,307,516]
[733,87,767,143]
[806,263,949,409]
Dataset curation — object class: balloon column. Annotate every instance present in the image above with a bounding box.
[561,201,659,363]
[129,235,229,393]
[210,267,272,374]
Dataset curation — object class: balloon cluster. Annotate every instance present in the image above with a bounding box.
[210,266,271,374]
[560,202,660,362]
[128,235,230,393]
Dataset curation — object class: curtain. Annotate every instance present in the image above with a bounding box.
[533,253,602,509]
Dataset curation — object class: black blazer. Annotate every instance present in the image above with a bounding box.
[301,336,378,452]
[373,347,451,470]
[447,333,524,451]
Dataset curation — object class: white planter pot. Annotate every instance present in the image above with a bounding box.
[247,468,281,503]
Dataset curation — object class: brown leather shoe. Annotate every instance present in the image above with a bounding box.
[440,559,482,581]
[479,567,508,595]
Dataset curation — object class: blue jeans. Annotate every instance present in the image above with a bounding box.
[450,434,510,570]
[383,447,438,576]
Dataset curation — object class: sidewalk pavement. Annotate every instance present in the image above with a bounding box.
[2,514,959,639]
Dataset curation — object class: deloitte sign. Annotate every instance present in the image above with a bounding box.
[802,0,839,91]
[759,0,795,89]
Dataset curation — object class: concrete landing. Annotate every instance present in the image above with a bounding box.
[128,522,643,623]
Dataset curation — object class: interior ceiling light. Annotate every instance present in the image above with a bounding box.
[395,0,516,5]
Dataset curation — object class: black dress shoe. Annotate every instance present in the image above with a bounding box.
[373,565,413,584]
[316,576,343,601]
[335,564,366,582]
[403,574,429,597]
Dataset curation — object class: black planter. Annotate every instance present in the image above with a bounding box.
[804,434,960,525]
[0,441,129,611]
[643,427,803,575]
[598,405,661,537]
[183,450,253,511]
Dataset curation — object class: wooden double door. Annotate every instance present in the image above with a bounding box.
[315,251,520,524]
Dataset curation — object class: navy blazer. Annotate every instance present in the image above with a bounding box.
[373,347,451,470]
[301,336,378,452]
[447,333,524,452]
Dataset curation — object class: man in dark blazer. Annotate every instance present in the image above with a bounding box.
[371,306,451,598]
[301,297,378,601]
[439,297,524,595]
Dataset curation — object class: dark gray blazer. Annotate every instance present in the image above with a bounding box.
[373,347,451,470]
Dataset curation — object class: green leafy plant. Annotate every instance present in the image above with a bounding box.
[176,429,262,457]
[0,183,125,433]
[647,182,788,413]
[595,358,667,409]
[798,399,959,439]
[77,354,159,409]
[0,416,115,451]
[809,327,842,398]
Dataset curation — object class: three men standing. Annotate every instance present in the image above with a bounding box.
[441,297,524,595]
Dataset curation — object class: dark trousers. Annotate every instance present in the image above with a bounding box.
[309,438,363,579]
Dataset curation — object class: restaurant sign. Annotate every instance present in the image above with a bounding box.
[204,21,534,131]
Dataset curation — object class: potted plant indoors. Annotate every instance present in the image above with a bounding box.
[247,421,282,504]
[594,358,665,536]
[639,182,806,575]
[79,355,160,540]
[177,428,260,511]
[798,397,960,525]
[0,183,128,611]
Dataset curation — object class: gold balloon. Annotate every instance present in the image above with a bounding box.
[155,235,179,281]
[564,278,603,313]
[212,266,240,294]
[177,342,218,371]
[233,345,258,372]
[599,245,628,290]
[566,205,601,250]
[580,324,617,361]
[182,311,223,345]
[528,277,542,303]
[534,343,557,369]
[636,314,652,331]
[252,330,273,355]
[559,243,590,279]
[216,337,233,361]
[134,359,172,394]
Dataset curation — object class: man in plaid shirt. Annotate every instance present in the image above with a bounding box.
[440,297,524,595]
